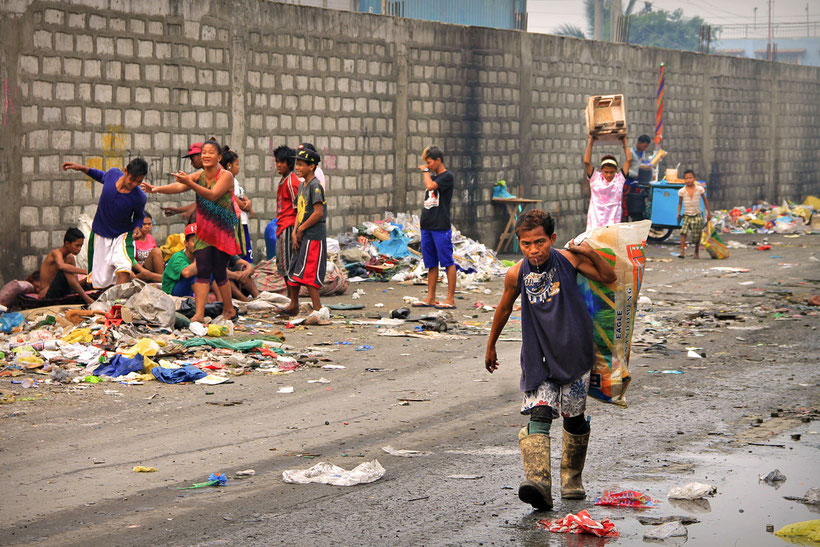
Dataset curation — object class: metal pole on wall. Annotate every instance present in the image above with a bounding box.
[594,0,603,40]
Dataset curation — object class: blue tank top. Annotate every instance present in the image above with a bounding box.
[517,249,594,391]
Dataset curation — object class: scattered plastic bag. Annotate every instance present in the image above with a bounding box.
[118,338,163,358]
[179,472,227,489]
[0,312,26,333]
[759,469,787,484]
[537,509,619,538]
[133,466,157,473]
[570,220,650,407]
[282,460,386,486]
[62,328,93,344]
[381,446,432,457]
[668,482,716,500]
[644,521,687,540]
[594,490,657,508]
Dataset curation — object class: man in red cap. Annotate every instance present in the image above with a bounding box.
[161,223,199,297]
[163,142,203,221]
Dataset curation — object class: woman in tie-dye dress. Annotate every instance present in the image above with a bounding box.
[142,139,241,322]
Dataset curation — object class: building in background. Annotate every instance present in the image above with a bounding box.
[274,0,527,30]
[715,22,820,67]
[360,0,527,30]
[273,0,358,10]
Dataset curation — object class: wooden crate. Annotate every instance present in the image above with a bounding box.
[586,94,627,143]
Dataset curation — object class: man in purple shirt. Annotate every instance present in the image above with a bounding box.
[61,158,148,289]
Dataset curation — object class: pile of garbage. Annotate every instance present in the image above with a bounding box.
[711,196,819,235]
[334,212,508,284]
[0,280,342,397]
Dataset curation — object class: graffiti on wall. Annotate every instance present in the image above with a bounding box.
[82,125,189,186]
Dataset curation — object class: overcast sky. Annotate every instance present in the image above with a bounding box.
[527,0,816,35]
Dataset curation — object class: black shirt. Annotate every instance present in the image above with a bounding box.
[420,170,455,231]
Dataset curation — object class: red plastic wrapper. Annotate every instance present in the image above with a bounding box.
[538,509,619,538]
[594,489,657,508]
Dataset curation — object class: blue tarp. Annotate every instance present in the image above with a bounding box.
[151,364,207,384]
[376,227,411,258]
[93,354,145,378]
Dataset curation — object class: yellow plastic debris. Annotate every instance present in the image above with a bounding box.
[160,233,185,262]
[133,466,157,473]
[803,195,820,209]
[141,355,160,374]
[775,520,820,545]
[62,328,93,344]
[207,324,228,337]
[119,338,165,359]
[18,355,45,369]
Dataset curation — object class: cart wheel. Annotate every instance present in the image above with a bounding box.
[647,227,674,242]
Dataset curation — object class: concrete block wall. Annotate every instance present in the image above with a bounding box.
[1,0,818,283]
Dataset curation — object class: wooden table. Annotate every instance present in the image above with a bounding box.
[492,197,542,253]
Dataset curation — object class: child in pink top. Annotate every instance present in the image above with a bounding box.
[582,134,632,231]
[133,211,164,282]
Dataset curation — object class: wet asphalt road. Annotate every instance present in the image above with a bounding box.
[1,233,818,546]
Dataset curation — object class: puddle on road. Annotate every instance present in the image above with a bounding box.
[500,423,819,546]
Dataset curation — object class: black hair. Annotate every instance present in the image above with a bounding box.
[143,211,153,220]
[637,135,651,144]
[683,169,695,177]
[64,227,85,243]
[125,157,148,178]
[26,270,40,282]
[423,145,444,162]
[202,139,223,156]
[600,154,619,168]
[515,210,555,237]
[274,145,295,170]
[220,145,239,168]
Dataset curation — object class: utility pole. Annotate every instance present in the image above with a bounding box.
[768,0,774,60]
[610,0,622,41]
[594,0,603,40]
[753,7,757,33]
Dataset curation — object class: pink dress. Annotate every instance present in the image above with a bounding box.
[586,170,625,231]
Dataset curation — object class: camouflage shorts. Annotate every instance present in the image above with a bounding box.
[521,372,590,419]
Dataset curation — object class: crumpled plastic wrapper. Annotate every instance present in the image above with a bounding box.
[282,460,385,486]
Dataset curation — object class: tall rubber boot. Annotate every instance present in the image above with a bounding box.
[560,427,590,499]
[518,427,552,510]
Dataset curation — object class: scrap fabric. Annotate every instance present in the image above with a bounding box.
[538,509,619,537]
[594,489,657,508]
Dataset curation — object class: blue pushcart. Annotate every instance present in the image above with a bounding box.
[646,180,708,242]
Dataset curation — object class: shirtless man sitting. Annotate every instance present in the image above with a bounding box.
[38,228,94,305]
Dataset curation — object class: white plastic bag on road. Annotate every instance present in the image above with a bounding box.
[668,482,717,500]
[282,460,385,486]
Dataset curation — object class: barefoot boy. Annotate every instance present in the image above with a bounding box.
[415,145,456,309]
[38,228,94,305]
[278,147,326,315]
[676,169,710,259]
[484,210,616,510]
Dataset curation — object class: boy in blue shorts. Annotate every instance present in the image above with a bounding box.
[415,145,456,309]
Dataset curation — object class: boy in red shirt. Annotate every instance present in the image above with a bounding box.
[274,145,300,281]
